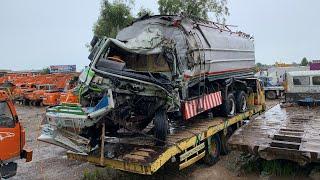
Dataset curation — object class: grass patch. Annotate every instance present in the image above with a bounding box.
[82,167,142,180]
[260,160,299,176]
[228,152,313,177]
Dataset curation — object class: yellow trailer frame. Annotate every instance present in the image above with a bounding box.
[67,81,266,175]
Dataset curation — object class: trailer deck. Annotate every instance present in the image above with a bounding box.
[228,103,320,165]
[67,104,264,175]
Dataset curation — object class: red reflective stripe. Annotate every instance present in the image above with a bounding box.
[188,101,192,119]
[218,91,222,104]
[210,93,215,107]
[214,93,218,107]
[210,93,216,108]
[209,94,214,107]
[185,91,223,120]
[189,101,193,118]
[204,95,208,110]
[185,102,190,119]
[200,97,204,110]
[204,95,209,110]
[193,100,197,117]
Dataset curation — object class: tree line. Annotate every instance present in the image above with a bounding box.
[93,0,229,38]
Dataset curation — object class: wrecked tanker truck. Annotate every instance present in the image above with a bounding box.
[39,15,256,153]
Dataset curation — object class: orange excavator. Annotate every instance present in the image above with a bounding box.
[24,84,57,106]
[43,75,79,106]
[12,83,36,103]
[0,90,32,178]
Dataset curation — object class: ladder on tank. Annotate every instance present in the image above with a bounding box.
[192,31,207,113]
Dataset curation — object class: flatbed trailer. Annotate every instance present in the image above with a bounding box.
[228,103,320,166]
[66,90,265,175]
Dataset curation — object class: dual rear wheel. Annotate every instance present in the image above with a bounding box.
[221,91,247,116]
[153,91,248,144]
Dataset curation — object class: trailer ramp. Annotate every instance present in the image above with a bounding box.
[229,104,320,165]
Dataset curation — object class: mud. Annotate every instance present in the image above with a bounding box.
[229,100,320,165]
[12,100,279,180]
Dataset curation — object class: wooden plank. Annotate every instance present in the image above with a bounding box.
[229,104,320,165]
[273,134,302,143]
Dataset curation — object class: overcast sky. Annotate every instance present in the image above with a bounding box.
[0,0,319,70]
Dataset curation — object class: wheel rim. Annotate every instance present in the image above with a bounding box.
[210,140,218,156]
[241,96,247,111]
[267,92,276,99]
[229,98,235,115]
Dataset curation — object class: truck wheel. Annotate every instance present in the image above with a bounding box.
[236,91,247,113]
[203,135,221,166]
[154,108,168,145]
[221,93,236,117]
[266,91,276,100]
[220,126,234,155]
[0,162,18,179]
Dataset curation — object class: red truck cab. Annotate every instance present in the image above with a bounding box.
[0,90,32,178]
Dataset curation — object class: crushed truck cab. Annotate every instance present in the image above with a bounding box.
[0,90,32,179]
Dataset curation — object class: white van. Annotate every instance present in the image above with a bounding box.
[285,71,320,102]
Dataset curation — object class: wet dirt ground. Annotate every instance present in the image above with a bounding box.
[13,100,281,180]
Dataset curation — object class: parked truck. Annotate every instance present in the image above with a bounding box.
[259,76,284,99]
[39,14,257,149]
[36,14,268,174]
[42,79,265,175]
[0,90,32,178]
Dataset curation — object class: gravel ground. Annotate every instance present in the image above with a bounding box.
[12,105,95,180]
[12,100,281,180]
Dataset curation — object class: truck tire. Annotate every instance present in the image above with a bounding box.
[266,91,276,100]
[221,93,236,117]
[154,108,168,145]
[220,126,234,155]
[236,91,247,113]
[203,135,221,166]
[0,162,18,179]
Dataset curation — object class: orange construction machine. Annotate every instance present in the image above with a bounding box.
[0,90,32,178]
[24,84,57,106]
[59,90,79,104]
[12,83,36,103]
[42,75,79,106]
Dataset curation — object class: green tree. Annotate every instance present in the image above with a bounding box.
[41,67,50,74]
[93,0,134,38]
[158,0,229,22]
[137,7,154,17]
[300,57,308,66]
[256,62,263,68]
